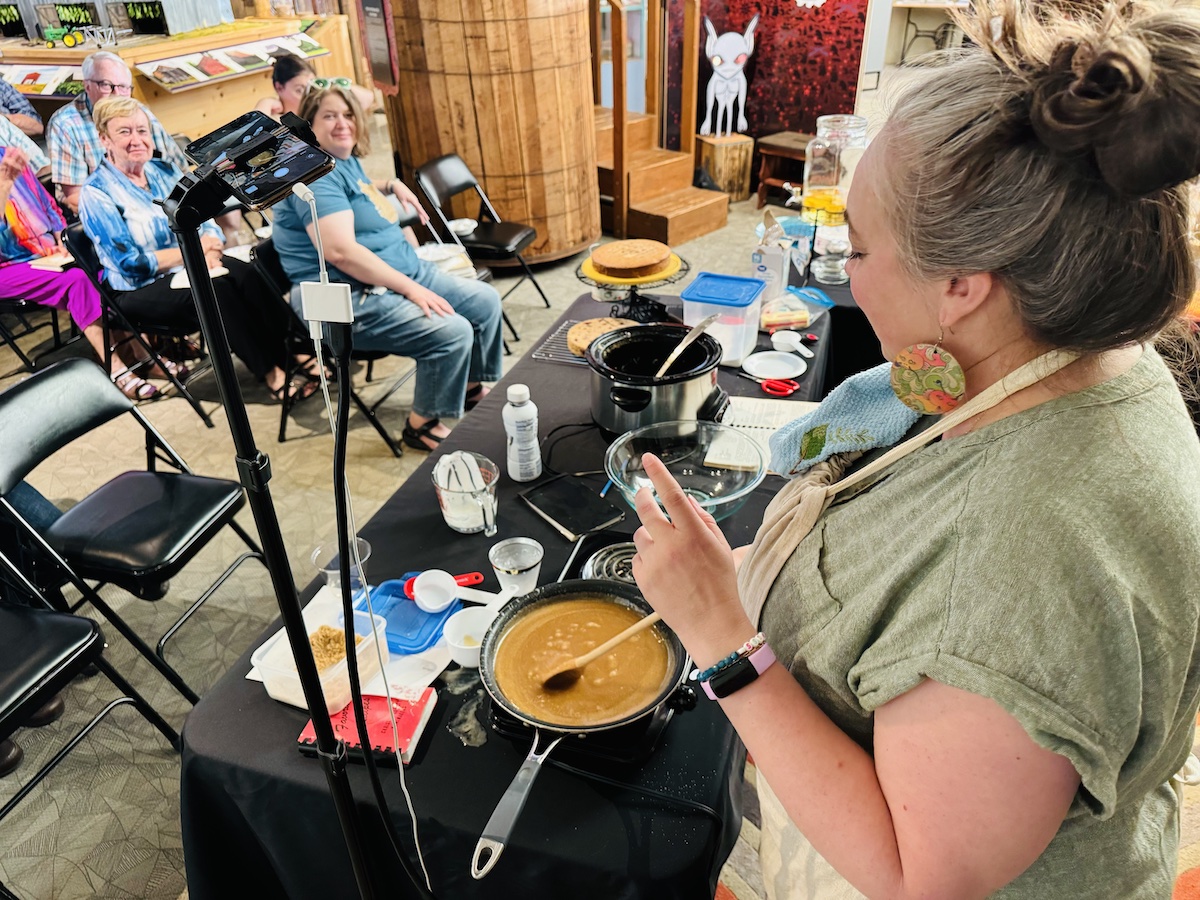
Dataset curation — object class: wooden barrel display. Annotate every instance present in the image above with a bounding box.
[388,0,600,264]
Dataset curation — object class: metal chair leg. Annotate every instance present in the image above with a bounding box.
[156,550,261,662]
[518,255,551,308]
[501,309,520,343]
[91,655,181,750]
[0,317,36,372]
[349,388,404,457]
[0,697,171,824]
[78,586,201,704]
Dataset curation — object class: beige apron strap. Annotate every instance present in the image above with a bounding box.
[830,348,1080,499]
[736,348,1080,627]
[736,452,860,625]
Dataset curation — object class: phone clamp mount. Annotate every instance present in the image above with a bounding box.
[160,115,379,899]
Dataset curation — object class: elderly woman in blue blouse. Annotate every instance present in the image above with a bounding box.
[77,96,307,401]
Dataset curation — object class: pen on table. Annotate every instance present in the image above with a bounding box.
[599,479,612,497]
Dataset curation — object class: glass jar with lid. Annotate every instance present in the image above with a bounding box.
[802,114,869,206]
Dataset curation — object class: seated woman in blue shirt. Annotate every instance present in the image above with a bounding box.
[78,96,309,401]
[271,84,503,450]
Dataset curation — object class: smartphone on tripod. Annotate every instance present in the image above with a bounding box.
[185,110,333,210]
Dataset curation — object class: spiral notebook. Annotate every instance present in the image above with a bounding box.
[297,688,437,766]
[709,396,819,471]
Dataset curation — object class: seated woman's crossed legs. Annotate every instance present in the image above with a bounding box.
[347,261,503,450]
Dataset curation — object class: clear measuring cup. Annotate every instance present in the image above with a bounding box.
[432,451,499,536]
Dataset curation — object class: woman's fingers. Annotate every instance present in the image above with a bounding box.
[633,480,669,529]
[688,494,725,541]
[641,453,708,535]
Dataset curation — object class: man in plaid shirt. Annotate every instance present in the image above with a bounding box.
[46,51,188,213]
[0,75,41,137]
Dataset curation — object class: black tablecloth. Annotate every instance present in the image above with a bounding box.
[180,294,829,899]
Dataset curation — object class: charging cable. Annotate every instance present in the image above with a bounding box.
[292,183,433,895]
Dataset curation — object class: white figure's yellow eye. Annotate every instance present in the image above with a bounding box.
[711,55,723,66]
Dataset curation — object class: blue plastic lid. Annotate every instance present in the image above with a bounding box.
[680,272,767,308]
[355,575,461,655]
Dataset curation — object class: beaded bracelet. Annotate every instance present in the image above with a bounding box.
[690,632,768,683]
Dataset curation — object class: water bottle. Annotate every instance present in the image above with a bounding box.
[503,384,541,482]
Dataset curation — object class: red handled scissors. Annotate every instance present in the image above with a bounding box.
[736,371,801,397]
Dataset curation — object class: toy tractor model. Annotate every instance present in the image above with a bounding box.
[42,23,130,48]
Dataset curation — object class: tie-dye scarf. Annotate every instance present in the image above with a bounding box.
[0,147,64,263]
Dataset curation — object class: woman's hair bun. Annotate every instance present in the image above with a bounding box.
[1026,6,1200,197]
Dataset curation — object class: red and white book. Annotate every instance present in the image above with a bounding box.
[297,688,437,766]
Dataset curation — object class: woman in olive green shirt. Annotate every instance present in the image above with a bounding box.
[630,2,1200,897]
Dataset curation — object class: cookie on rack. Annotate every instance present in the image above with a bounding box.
[589,240,672,279]
[567,317,638,356]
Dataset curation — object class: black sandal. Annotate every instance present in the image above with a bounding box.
[464,384,485,412]
[401,417,445,451]
[269,377,319,403]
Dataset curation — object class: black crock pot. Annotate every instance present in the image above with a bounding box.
[585,324,728,437]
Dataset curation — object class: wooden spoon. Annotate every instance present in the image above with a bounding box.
[539,611,663,690]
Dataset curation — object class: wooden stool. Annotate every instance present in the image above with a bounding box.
[755,131,813,209]
[697,134,754,202]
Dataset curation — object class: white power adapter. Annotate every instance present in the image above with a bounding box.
[301,280,353,325]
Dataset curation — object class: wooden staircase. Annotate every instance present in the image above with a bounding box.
[594,107,729,245]
[591,0,727,245]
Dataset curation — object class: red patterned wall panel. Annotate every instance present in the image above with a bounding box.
[664,0,867,153]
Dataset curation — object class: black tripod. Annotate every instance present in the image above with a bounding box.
[161,122,381,899]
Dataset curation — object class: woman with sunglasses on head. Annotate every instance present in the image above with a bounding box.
[630,2,1200,897]
[253,56,374,121]
[271,84,503,450]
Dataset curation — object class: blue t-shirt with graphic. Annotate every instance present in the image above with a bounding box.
[272,154,419,292]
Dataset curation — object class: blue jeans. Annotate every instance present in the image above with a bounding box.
[294,260,503,419]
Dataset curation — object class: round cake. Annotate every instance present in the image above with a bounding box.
[590,240,672,279]
[567,318,637,356]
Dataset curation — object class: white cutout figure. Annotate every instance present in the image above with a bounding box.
[699,13,759,138]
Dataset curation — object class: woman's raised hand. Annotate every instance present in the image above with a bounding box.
[405,282,454,317]
[0,147,27,185]
[631,453,752,662]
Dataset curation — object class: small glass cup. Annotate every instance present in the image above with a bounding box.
[311,538,371,594]
[488,537,544,596]
[811,239,850,285]
[432,451,499,536]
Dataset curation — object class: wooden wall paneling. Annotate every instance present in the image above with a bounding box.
[645,0,662,119]
[680,0,699,156]
[385,0,599,260]
[611,0,627,239]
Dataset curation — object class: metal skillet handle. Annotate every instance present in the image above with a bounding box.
[470,731,566,879]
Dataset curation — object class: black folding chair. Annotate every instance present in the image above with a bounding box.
[250,237,415,457]
[0,549,180,828]
[415,153,552,343]
[0,358,265,704]
[0,297,81,375]
[63,222,215,428]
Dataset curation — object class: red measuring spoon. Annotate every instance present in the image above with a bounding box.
[403,570,484,599]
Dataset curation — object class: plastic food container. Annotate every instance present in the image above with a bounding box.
[354,576,460,656]
[251,607,388,715]
[680,272,766,367]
